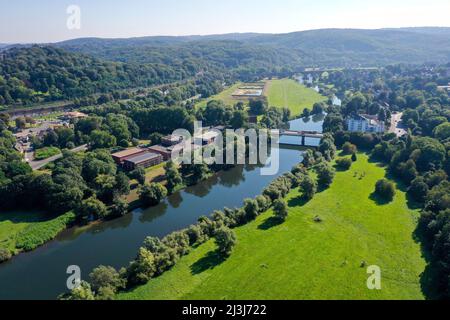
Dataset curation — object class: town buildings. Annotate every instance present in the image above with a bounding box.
[347,114,385,133]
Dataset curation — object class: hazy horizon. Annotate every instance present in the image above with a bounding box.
[1,26,450,45]
[2,0,450,43]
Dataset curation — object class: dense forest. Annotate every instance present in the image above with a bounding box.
[0,46,206,107]
[2,28,450,108]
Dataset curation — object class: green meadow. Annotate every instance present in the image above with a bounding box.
[119,154,426,300]
[266,79,327,116]
[195,83,244,109]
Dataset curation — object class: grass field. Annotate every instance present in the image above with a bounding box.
[266,79,327,116]
[196,83,245,109]
[34,147,61,160]
[119,153,426,300]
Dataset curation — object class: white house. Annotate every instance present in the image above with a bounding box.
[347,114,385,133]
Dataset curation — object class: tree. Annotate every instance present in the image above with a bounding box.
[243,198,259,221]
[312,102,325,115]
[273,199,288,221]
[164,161,183,192]
[89,130,117,149]
[61,281,95,301]
[408,177,429,203]
[115,172,130,196]
[300,175,317,200]
[375,179,396,202]
[342,142,357,155]
[434,122,450,141]
[230,110,248,129]
[126,247,156,286]
[15,117,26,129]
[248,99,267,115]
[215,227,237,257]
[316,163,336,188]
[351,153,358,162]
[77,197,108,219]
[89,265,125,295]
[130,167,146,185]
[139,183,168,207]
[110,197,129,217]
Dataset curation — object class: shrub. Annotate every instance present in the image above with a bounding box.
[336,158,352,170]
[342,142,357,155]
[375,179,396,201]
[0,248,12,262]
[351,153,358,162]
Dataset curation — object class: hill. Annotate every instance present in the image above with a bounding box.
[57,28,450,67]
[0,46,199,106]
[118,154,426,300]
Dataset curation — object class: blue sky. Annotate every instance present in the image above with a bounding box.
[1,0,450,43]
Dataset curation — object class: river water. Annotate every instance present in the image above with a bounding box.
[0,117,323,300]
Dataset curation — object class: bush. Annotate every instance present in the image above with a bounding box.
[15,212,76,251]
[0,248,12,262]
[342,142,357,155]
[139,183,168,207]
[351,153,358,162]
[336,158,352,170]
[34,147,61,160]
[375,179,396,201]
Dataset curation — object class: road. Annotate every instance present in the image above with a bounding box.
[27,144,88,170]
[389,112,407,137]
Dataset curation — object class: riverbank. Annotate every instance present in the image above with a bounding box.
[0,147,304,299]
[119,153,426,300]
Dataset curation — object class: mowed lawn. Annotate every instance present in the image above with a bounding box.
[0,211,48,252]
[119,154,426,300]
[266,79,327,116]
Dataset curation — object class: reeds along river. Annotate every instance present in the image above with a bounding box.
[0,117,323,300]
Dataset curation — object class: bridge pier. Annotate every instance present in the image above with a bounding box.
[301,136,306,146]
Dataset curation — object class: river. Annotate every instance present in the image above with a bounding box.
[0,117,323,300]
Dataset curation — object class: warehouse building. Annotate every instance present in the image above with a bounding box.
[122,152,163,171]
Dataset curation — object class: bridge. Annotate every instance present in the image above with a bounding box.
[278,130,324,146]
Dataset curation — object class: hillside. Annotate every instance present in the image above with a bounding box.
[0,46,197,106]
[119,154,427,300]
[57,28,450,67]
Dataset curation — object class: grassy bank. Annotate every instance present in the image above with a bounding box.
[119,153,426,300]
[266,79,327,116]
[0,211,75,255]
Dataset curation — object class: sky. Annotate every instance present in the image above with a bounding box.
[1,0,450,43]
